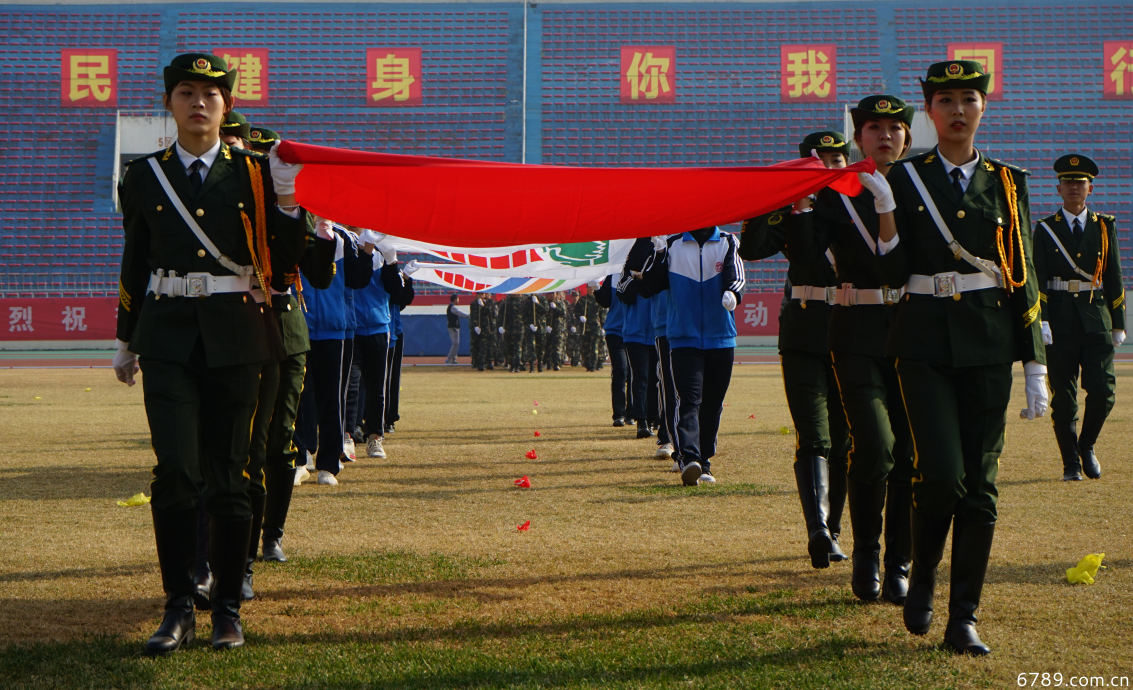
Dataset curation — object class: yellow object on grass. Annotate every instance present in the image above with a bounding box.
[532,409,538,415]
[1067,553,1105,584]
[117,493,152,507]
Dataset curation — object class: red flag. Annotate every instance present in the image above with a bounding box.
[534,431,541,437]
[524,450,538,460]
[514,475,531,488]
[748,414,756,419]
[517,520,531,531]
[279,141,875,248]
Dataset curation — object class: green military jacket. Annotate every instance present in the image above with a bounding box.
[786,188,899,358]
[117,142,308,367]
[268,215,337,358]
[878,147,1045,367]
[574,294,600,337]
[1033,209,1125,337]
[470,295,494,335]
[740,205,836,357]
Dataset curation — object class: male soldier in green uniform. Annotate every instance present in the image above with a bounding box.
[1034,155,1125,480]
[596,304,609,367]
[566,290,582,366]
[869,60,1047,656]
[741,131,851,570]
[544,291,566,370]
[469,293,495,370]
[576,288,601,371]
[112,53,308,654]
[504,294,525,371]
[522,294,549,372]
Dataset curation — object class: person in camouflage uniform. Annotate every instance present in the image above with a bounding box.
[469,293,495,371]
[504,294,526,372]
[596,305,608,368]
[565,291,582,366]
[575,289,602,371]
[521,294,549,372]
[544,291,567,371]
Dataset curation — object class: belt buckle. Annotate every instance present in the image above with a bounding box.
[825,286,837,305]
[882,287,900,305]
[1067,280,1081,293]
[185,272,209,297]
[934,274,958,298]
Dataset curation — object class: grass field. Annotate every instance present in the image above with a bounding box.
[1,363,1131,689]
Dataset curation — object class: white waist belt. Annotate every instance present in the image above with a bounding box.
[790,285,837,305]
[148,271,258,299]
[835,285,904,306]
[1047,278,1100,293]
[906,271,1001,298]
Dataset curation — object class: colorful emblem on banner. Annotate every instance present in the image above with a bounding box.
[60,49,117,107]
[780,45,836,102]
[367,48,422,106]
[948,43,1002,99]
[1104,42,1133,99]
[214,48,270,105]
[620,46,675,103]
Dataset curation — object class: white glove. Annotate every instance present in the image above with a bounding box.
[579,316,587,323]
[498,326,505,334]
[378,244,397,265]
[721,291,737,311]
[531,295,539,304]
[545,325,553,334]
[1020,362,1049,420]
[549,302,557,309]
[403,260,420,276]
[1041,321,1053,346]
[1114,330,1126,347]
[599,328,606,336]
[357,229,385,246]
[587,280,602,291]
[113,339,139,387]
[314,218,335,241]
[857,170,896,214]
[651,235,669,252]
[474,327,481,335]
[570,327,577,333]
[529,324,537,332]
[268,141,302,196]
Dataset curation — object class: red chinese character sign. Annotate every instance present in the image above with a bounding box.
[367,48,422,106]
[214,48,270,106]
[948,43,1003,100]
[1,298,118,341]
[620,46,676,103]
[1104,41,1133,100]
[61,49,117,107]
[780,45,836,103]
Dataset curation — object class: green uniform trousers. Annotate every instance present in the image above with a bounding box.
[895,359,1012,523]
[246,358,281,499]
[140,340,262,520]
[522,328,546,364]
[265,352,306,471]
[1046,319,1116,432]
[831,352,914,485]
[780,350,850,461]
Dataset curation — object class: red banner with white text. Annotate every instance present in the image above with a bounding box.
[1,298,118,341]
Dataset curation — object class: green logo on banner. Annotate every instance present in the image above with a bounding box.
[546,241,609,267]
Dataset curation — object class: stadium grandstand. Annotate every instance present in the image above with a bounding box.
[1,0,1130,301]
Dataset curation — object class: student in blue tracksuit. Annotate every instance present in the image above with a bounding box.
[642,227,746,486]
[652,290,676,463]
[385,271,414,433]
[619,237,663,440]
[294,224,373,486]
[595,275,632,426]
[352,243,403,461]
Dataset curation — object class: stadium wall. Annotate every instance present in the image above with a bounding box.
[2,0,1131,344]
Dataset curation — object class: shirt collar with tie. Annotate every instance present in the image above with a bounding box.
[938,149,981,193]
[1062,206,1088,233]
[175,139,222,181]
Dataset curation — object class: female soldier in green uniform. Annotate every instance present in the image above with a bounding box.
[786,97,916,605]
[867,60,1047,655]
[113,53,308,654]
[739,131,850,569]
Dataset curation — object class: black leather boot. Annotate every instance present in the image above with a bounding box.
[636,419,655,439]
[1054,422,1083,481]
[943,517,995,656]
[903,509,953,635]
[1078,412,1103,479]
[145,507,198,656]
[242,493,266,601]
[793,457,834,569]
[192,504,212,611]
[846,477,886,601]
[882,478,913,605]
[827,456,848,562]
[209,516,253,649]
[261,466,296,563]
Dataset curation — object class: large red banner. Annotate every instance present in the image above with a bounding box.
[1,298,118,341]
[735,291,781,337]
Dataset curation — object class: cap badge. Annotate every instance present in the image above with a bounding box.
[947,63,963,77]
[1070,156,1080,166]
[820,135,834,145]
[195,58,210,71]
[250,131,262,140]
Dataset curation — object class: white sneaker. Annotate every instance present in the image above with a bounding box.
[343,436,357,461]
[655,443,674,459]
[698,473,717,484]
[317,470,339,486]
[305,450,315,466]
[367,435,387,459]
[294,465,310,485]
[669,461,680,473]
